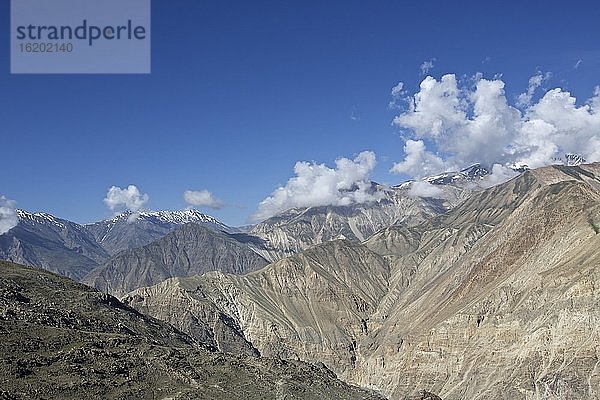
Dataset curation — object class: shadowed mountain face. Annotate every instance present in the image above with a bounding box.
[0,211,110,280]
[0,210,268,284]
[126,163,600,399]
[0,260,386,400]
[83,223,270,297]
[85,209,235,256]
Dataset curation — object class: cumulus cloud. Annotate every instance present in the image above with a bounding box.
[408,181,443,198]
[0,195,18,235]
[183,189,224,210]
[391,73,600,183]
[393,74,467,140]
[104,185,149,222]
[390,139,448,177]
[252,151,382,222]
[420,58,436,75]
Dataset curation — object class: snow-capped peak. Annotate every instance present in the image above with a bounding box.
[460,163,490,179]
[93,209,230,230]
[563,153,587,166]
[423,163,490,186]
[16,209,68,228]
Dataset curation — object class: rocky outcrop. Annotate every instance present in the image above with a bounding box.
[404,391,443,400]
[126,163,600,399]
[0,260,386,400]
[123,282,260,357]
[83,223,269,297]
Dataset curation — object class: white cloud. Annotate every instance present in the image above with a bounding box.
[104,185,149,222]
[408,181,443,198]
[389,81,406,109]
[391,73,600,179]
[391,81,404,97]
[481,164,520,188]
[0,195,18,235]
[183,189,224,210]
[252,151,382,222]
[516,72,551,108]
[420,58,436,75]
[390,139,448,178]
[393,74,466,139]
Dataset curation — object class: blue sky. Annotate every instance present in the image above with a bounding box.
[1,0,600,226]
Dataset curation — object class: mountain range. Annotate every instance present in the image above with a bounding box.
[0,211,109,279]
[85,209,235,255]
[123,163,600,399]
[2,162,599,399]
[0,209,248,284]
[249,164,488,260]
[0,166,489,286]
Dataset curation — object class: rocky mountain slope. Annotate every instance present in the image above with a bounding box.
[0,211,109,279]
[357,163,600,399]
[249,165,490,261]
[0,260,385,400]
[83,223,270,297]
[85,209,234,255]
[125,239,391,373]
[126,163,600,399]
